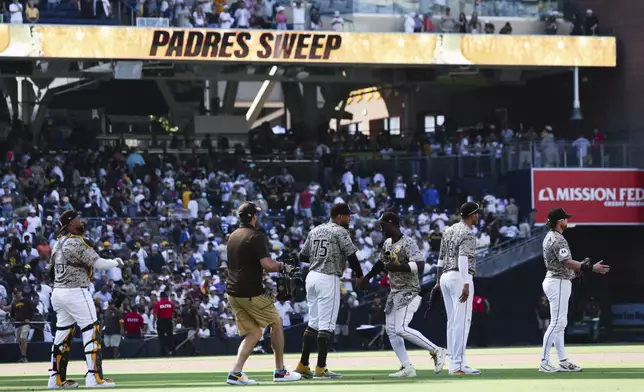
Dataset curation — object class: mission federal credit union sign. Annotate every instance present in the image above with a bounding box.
[0,25,616,66]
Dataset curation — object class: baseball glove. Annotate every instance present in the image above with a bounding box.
[579,257,594,276]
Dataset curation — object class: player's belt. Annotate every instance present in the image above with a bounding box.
[444,268,476,276]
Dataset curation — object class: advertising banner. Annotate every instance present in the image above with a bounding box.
[531,169,644,226]
[0,25,617,66]
[611,304,644,327]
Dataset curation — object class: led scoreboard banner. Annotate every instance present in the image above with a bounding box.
[0,25,616,66]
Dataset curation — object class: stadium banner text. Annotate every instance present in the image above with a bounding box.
[611,304,644,327]
[0,25,616,66]
[531,168,644,226]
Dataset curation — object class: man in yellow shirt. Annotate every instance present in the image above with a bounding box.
[182,186,192,209]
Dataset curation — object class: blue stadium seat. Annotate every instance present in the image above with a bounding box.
[39,3,118,25]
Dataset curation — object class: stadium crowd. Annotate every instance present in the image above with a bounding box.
[0,144,534,361]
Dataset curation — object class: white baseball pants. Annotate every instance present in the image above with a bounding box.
[541,277,572,363]
[385,295,438,368]
[52,287,98,328]
[305,271,341,332]
[440,271,474,372]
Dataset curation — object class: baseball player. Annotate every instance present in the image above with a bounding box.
[363,212,447,378]
[432,202,480,376]
[47,210,125,389]
[295,203,363,379]
[539,208,609,373]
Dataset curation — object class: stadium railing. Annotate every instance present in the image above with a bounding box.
[475,225,547,277]
[315,0,565,17]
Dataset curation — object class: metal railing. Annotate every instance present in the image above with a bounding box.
[315,0,566,17]
[476,225,547,277]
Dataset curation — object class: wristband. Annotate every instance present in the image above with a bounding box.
[581,261,593,274]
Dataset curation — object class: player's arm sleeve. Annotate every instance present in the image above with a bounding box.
[458,234,476,283]
[347,252,363,278]
[299,232,311,263]
[365,260,384,281]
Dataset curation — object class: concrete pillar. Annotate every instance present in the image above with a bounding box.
[222,81,238,114]
[282,82,305,125]
[303,83,319,135]
[401,88,417,139]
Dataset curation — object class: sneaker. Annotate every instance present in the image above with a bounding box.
[273,368,302,383]
[47,377,80,389]
[85,376,116,388]
[559,360,582,372]
[388,365,416,378]
[431,348,447,374]
[19,357,28,363]
[539,361,560,373]
[226,372,258,386]
[314,367,343,379]
[450,366,481,376]
[294,363,314,379]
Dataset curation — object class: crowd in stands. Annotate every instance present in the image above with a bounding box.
[0,142,535,356]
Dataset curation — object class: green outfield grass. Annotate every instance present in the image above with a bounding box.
[1,346,643,392]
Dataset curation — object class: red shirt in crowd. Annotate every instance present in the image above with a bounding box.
[299,191,312,209]
[473,296,486,313]
[153,299,174,320]
[379,275,390,289]
[123,311,145,337]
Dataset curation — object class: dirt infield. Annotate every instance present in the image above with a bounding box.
[3,348,644,376]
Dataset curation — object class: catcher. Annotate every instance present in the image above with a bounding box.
[48,210,125,389]
[362,212,447,378]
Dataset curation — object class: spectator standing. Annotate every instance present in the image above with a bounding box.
[403,12,414,33]
[585,9,599,35]
[471,295,490,347]
[9,0,23,24]
[224,316,238,337]
[219,5,234,28]
[153,292,175,356]
[440,7,455,32]
[499,22,512,34]
[275,5,287,30]
[572,134,591,167]
[309,5,320,30]
[11,290,34,362]
[291,0,305,30]
[457,12,467,33]
[235,3,251,28]
[591,128,605,166]
[334,296,350,351]
[25,0,39,23]
[102,301,124,359]
[123,307,145,339]
[330,10,343,32]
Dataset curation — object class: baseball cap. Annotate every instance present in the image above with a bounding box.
[238,201,262,221]
[547,208,572,222]
[460,202,480,217]
[330,203,353,217]
[58,210,79,231]
[378,212,400,227]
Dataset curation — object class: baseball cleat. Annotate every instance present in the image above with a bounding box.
[47,378,80,389]
[559,360,582,372]
[294,363,314,379]
[314,367,343,379]
[226,372,258,385]
[539,362,560,373]
[85,377,116,388]
[273,368,302,382]
[432,348,447,374]
[450,366,481,375]
[388,365,417,378]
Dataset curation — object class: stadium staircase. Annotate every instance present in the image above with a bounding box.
[38,3,119,25]
[474,226,547,278]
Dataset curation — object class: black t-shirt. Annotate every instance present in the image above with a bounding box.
[370,303,385,325]
[11,298,34,325]
[146,254,165,274]
[337,300,349,325]
[103,309,123,335]
[181,308,199,329]
[226,225,270,298]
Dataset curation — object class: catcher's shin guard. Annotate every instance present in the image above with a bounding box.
[82,322,107,384]
[49,324,76,386]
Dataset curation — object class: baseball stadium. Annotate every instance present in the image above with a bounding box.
[0,0,643,391]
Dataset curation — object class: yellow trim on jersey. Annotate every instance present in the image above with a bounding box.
[68,234,93,249]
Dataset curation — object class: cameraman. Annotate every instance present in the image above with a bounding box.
[224,202,301,385]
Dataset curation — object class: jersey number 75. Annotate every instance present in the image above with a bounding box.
[312,239,329,259]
